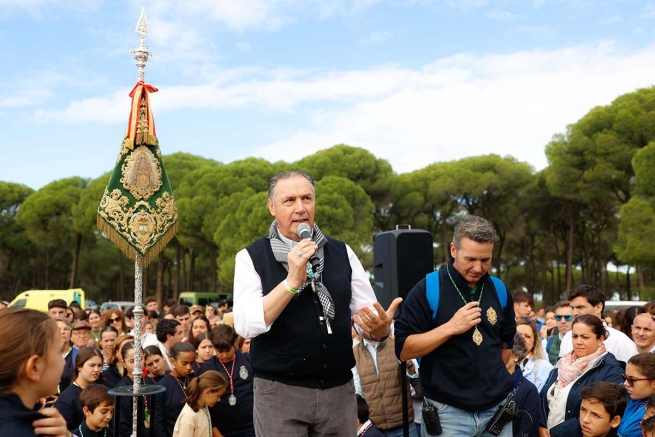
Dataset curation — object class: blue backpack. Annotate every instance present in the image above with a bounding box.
[426,271,508,320]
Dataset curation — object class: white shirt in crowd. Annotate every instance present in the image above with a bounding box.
[559,324,638,363]
[233,231,378,339]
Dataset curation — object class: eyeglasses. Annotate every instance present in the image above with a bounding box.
[555,315,573,322]
[109,317,121,323]
[622,374,652,387]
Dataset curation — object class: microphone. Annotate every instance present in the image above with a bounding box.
[296,223,320,272]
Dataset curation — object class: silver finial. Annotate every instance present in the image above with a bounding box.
[131,8,152,83]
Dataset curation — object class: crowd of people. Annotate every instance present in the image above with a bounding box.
[2,170,655,437]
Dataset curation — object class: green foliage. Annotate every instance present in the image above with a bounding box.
[615,198,655,266]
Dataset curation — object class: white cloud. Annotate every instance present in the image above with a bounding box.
[31,41,655,174]
[485,10,520,20]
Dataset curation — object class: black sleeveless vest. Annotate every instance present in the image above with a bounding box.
[246,236,355,389]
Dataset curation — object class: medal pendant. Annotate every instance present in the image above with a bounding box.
[486,307,497,325]
[472,327,483,346]
[229,394,237,406]
[239,365,248,380]
[144,407,150,428]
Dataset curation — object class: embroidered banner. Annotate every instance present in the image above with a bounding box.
[97,82,178,267]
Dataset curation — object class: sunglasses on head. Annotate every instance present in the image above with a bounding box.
[555,315,573,322]
[622,374,652,387]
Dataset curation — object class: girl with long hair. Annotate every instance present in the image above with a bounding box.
[99,326,118,372]
[144,345,168,383]
[173,370,227,437]
[0,308,69,436]
[517,320,554,391]
[99,334,133,389]
[56,317,76,393]
[155,342,198,437]
[617,353,655,437]
[54,347,103,431]
[193,333,214,365]
[187,315,210,347]
[114,342,154,437]
[88,309,104,349]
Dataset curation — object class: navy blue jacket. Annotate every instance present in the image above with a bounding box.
[539,352,625,427]
[394,261,516,412]
[114,376,154,437]
[511,369,540,437]
[0,393,46,436]
[76,420,113,437]
[198,353,255,437]
[154,373,194,437]
[54,382,83,431]
[550,417,619,437]
[100,364,122,389]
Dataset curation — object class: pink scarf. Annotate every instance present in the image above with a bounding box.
[557,344,607,387]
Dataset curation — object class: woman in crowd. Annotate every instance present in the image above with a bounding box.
[616,353,655,437]
[54,346,103,431]
[103,308,128,335]
[115,342,153,437]
[198,324,255,437]
[88,309,103,349]
[173,370,227,437]
[539,314,624,436]
[56,317,76,393]
[517,320,553,391]
[237,336,251,354]
[194,333,214,365]
[100,333,133,388]
[205,305,217,319]
[0,308,70,436]
[99,326,118,372]
[155,342,198,437]
[188,315,210,347]
[507,332,540,437]
[144,345,168,383]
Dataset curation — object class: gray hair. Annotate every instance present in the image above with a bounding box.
[268,171,315,201]
[452,215,496,248]
[512,332,528,361]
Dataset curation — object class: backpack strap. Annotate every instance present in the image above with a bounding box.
[490,276,508,308]
[427,272,508,321]
[425,271,441,320]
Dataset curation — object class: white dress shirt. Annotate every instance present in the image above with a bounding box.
[559,324,637,363]
[233,231,378,339]
[128,330,159,349]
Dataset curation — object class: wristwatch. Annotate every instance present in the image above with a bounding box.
[371,331,390,343]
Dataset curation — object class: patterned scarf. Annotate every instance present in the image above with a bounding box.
[267,221,335,322]
[556,343,607,387]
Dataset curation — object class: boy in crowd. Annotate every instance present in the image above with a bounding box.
[513,291,533,321]
[550,381,627,437]
[356,395,384,437]
[77,384,115,437]
[642,416,655,437]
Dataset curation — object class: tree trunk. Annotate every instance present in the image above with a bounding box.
[118,249,125,300]
[188,250,196,291]
[566,212,574,292]
[441,220,450,264]
[626,267,632,300]
[638,264,646,288]
[174,241,181,300]
[157,251,165,310]
[70,233,82,289]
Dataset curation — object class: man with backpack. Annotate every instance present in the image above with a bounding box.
[394,215,517,437]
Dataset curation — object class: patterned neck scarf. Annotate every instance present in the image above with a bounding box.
[557,343,607,387]
[267,221,335,322]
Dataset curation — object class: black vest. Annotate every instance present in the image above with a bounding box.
[246,236,354,389]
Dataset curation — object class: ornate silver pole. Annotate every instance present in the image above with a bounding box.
[132,257,144,437]
[130,10,149,437]
[131,8,152,83]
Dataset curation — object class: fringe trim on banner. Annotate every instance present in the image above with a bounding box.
[97,215,178,268]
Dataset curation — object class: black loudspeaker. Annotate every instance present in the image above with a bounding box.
[373,227,434,312]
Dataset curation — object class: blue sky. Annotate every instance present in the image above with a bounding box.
[2,0,655,189]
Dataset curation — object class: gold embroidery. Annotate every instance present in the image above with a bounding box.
[120,146,162,200]
[487,307,497,325]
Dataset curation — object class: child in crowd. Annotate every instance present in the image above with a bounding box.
[645,395,655,420]
[642,416,655,437]
[173,370,227,437]
[550,381,627,437]
[356,395,384,437]
[77,384,115,437]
